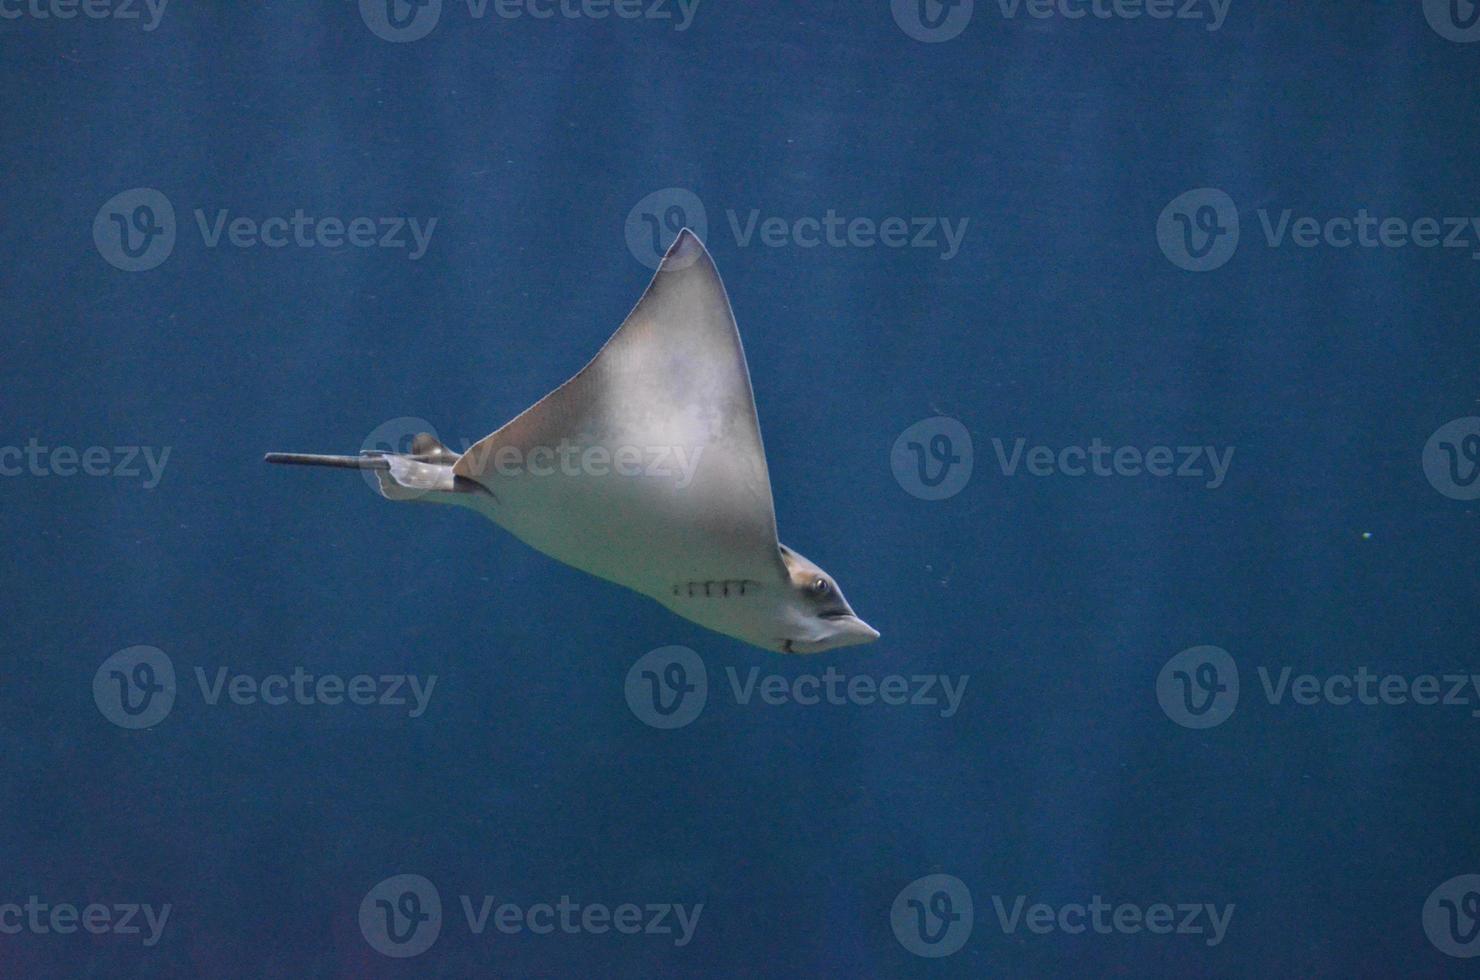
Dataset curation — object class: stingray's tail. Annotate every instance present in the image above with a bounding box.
[263,452,389,471]
[265,434,489,504]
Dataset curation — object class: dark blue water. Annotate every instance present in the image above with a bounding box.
[4,2,1479,976]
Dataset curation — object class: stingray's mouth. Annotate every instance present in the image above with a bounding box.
[780,615,881,654]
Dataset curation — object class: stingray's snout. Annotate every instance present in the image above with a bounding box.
[833,615,881,648]
[790,614,878,653]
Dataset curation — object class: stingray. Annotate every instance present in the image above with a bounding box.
[266,230,877,654]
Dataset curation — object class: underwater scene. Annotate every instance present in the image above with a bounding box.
[3,2,1479,976]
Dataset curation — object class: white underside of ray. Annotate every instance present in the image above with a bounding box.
[453,231,788,603]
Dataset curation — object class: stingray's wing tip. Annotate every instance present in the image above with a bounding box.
[662,227,709,267]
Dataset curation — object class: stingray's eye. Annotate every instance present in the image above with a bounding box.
[809,577,830,597]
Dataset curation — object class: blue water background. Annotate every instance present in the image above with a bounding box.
[2,2,1478,976]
